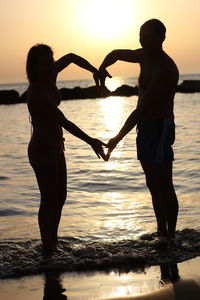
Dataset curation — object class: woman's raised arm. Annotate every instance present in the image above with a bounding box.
[54,53,99,85]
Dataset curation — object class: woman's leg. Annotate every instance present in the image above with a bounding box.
[51,151,67,246]
[29,149,58,253]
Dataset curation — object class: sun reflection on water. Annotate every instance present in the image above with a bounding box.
[99,96,125,137]
[105,77,124,92]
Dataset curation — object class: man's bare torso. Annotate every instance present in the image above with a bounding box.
[137,50,179,119]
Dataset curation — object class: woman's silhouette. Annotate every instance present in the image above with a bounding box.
[26,44,106,255]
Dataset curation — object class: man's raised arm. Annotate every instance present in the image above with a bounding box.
[99,49,142,86]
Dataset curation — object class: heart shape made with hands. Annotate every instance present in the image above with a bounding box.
[98,69,112,87]
[99,136,119,161]
[99,145,113,161]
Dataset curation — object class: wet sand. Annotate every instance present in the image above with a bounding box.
[103,278,200,300]
[0,257,200,300]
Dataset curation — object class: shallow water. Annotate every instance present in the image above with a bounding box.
[1,257,200,300]
[0,76,200,277]
[1,228,200,279]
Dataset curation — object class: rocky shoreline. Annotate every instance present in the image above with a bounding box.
[0,80,200,105]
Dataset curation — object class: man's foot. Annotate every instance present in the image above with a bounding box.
[42,244,56,257]
[157,230,167,238]
[154,235,169,250]
[167,236,180,248]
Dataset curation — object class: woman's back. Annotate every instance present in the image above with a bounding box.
[27,84,63,147]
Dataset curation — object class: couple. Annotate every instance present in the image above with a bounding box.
[27,19,179,255]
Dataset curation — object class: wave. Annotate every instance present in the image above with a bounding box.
[0,176,10,180]
[1,229,200,279]
[0,208,24,216]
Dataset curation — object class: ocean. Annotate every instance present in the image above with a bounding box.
[0,75,200,279]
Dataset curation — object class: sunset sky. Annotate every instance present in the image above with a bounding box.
[1,0,200,84]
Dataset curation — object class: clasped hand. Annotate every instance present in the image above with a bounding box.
[93,68,112,87]
[90,136,119,161]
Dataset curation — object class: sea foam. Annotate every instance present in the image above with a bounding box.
[1,228,200,279]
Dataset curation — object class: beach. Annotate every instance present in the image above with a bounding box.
[0,76,200,299]
[0,257,200,299]
[1,0,200,297]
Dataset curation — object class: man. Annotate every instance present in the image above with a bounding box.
[99,19,179,239]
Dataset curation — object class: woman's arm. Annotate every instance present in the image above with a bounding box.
[44,103,106,159]
[54,53,99,85]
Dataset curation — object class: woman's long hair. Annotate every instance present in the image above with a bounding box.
[26,44,53,83]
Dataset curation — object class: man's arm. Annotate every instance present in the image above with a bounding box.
[106,66,177,156]
[99,49,142,86]
[100,49,142,69]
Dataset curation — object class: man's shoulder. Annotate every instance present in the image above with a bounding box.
[162,54,178,72]
[156,54,179,82]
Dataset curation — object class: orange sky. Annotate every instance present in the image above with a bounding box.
[0,0,200,84]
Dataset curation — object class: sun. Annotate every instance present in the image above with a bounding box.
[78,0,136,40]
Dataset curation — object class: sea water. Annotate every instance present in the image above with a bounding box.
[0,75,199,278]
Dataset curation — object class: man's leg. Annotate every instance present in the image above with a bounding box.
[140,161,179,238]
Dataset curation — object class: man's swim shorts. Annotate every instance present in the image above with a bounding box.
[136,118,175,163]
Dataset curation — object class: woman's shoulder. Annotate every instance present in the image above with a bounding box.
[27,85,58,118]
[27,85,53,110]
[27,84,45,101]
[27,85,47,116]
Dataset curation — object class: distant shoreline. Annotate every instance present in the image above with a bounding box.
[0,79,200,105]
[0,73,200,87]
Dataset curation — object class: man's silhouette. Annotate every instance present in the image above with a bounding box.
[100,19,179,239]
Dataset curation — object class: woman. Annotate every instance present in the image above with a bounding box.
[26,44,106,255]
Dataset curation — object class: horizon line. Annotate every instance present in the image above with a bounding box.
[0,72,200,86]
